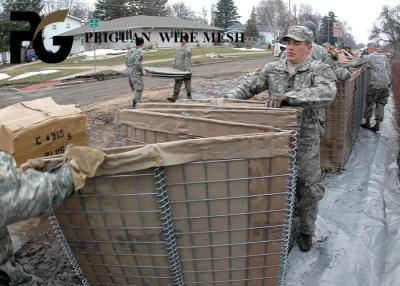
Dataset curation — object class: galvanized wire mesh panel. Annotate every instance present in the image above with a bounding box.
[165,157,290,285]
[55,170,174,286]
[321,68,368,171]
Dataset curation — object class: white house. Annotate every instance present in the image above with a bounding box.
[226,23,280,46]
[60,15,223,53]
[43,14,84,54]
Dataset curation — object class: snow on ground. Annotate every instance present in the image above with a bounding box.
[81,49,128,57]
[284,93,400,286]
[234,48,266,51]
[0,72,10,80]
[9,70,59,81]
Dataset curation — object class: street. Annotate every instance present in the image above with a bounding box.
[0,58,274,108]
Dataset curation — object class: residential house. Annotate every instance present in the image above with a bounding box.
[43,14,84,54]
[226,23,280,47]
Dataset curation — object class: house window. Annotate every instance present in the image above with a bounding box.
[52,24,56,30]
[66,23,70,29]
[81,38,83,45]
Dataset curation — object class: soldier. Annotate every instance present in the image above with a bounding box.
[167,34,192,102]
[352,41,391,132]
[0,147,105,285]
[126,37,146,108]
[227,26,337,251]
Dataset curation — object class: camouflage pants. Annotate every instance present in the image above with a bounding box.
[173,78,191,98]
[296,137,324,235]
[364,87,389,121]
[128,73,143,103]
[0,227,37,286]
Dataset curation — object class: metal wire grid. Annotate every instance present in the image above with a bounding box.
[321,69,368,171]
[166,157,291,286]
[54,152,292,286]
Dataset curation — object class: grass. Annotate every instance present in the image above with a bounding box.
[0,69,88,87]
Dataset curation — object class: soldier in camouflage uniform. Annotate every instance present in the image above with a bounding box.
[126,37,146,108]
[282,21,349,137]
[228,26,337,252]
[352,41,391,132]
[0,147,104,285]
[167,34,192,102]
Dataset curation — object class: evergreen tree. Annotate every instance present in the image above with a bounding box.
[318,11,337,45]
[0,0,43,56]
[93,0,135,21]
[214,0,239,30]
[136,0,169,16]
[245,7,259,38]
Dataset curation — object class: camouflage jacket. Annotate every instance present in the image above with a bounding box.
[126,47,144,76]
[229,58,337,140]
[352,52,391,89]
[0,151,74,283]
[174,46,192,72]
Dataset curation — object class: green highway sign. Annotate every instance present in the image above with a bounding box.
[88,18,100,28]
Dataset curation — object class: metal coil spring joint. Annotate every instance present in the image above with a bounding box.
[154,167,185,286]
[48,215,90,286]
[278,130,298,285]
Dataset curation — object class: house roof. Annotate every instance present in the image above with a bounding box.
[66,14,84,23]
[61,15,223,36]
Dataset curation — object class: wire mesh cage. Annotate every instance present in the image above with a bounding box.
[52,131,297,286]
[321,68,369,171]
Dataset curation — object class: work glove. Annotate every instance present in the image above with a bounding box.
[63,146,106,191]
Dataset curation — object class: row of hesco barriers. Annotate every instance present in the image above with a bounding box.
[50,64,368,285]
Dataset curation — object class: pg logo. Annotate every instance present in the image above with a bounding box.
[10,10,73,64]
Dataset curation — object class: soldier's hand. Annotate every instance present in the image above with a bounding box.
[254,66,262,74]
[143,70,147,76]
[64,146,106,191]
[265,98,282,108]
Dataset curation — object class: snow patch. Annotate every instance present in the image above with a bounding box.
[81,49,128,57]
[0,72,10,80]
[9,70,59,81]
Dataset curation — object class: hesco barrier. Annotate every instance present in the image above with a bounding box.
[321,68,369,171]
[51,131,297,286]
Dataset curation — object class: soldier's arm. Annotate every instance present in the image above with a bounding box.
[351,56,367,68]
[227,65,269,99]
[0,152,74,228]
[185,48,192,72]
[284,64,336,108]
[135,51,144,75]
[385,57,392,83]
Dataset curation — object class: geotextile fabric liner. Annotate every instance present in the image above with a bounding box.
[134,107,301,131]
[115,109,277,145]
[53,132,295,286]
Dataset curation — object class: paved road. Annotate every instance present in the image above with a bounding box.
[0,57,275,108]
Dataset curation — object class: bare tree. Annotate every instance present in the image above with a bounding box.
[294,3,321,27]
[169,1,195,20]
[42,0,92,20]
[370,4,400,59]
[255,0,292,34]
[200,6,208,24]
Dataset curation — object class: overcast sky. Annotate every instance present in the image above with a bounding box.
[168,0,398,44]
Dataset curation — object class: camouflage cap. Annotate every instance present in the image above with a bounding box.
[282,26,313,43]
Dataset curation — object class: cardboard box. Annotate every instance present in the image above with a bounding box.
[0,97,86,166]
